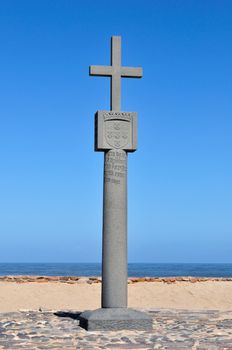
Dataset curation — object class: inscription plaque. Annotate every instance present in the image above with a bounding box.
[95,111,137,152]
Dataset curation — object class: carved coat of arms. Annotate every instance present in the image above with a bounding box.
[105,120,130,149]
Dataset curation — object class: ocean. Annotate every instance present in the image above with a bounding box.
[0,263,231,277]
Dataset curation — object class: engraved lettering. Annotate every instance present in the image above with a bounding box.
[104,150,127,185]
[103,111,132,122]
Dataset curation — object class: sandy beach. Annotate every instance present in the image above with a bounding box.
[0,276,232,313]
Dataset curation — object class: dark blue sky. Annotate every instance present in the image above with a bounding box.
[0,0,231,262]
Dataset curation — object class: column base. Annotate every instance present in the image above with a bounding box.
[79,308,153,331]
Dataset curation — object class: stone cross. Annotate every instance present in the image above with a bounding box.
[90,36,142,111]
[79,36,152,331]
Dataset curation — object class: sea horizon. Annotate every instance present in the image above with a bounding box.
[0,262,232,278]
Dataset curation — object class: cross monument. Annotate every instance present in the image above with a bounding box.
[79,36,152,331]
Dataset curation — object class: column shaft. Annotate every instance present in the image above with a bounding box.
[102,149,127,308]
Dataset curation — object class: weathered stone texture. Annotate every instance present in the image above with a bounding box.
[0,308,232,349]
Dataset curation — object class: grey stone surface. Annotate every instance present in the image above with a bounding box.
[95,111,137,152]
[79,308,153,331]
[88,36,143,327]
[90,36,142,111]
[102,149,128,308]
[0,309,232,349]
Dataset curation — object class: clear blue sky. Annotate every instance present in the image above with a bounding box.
[0,0,231,263]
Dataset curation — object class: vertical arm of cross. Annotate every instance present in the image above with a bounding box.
[111,36,121,111]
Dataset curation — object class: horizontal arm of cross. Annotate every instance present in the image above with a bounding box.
[121,67,143,78]
[89,65,112,76]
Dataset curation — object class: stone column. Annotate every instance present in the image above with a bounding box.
[79,113,153,330]
[79,37,152,330]
[102,149,127,308]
